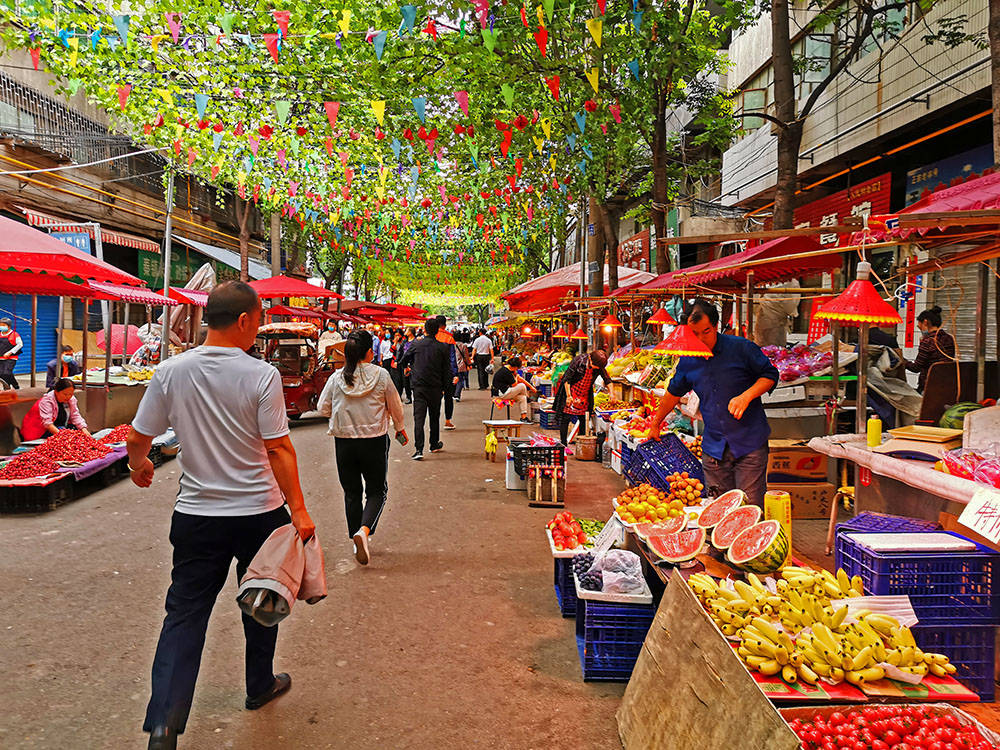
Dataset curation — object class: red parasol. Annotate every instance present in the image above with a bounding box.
[647,307,678,326]
[96,324,144,356]
[814,262,902,326]
[553,326,569,338]
[599,313,623,328]
[249,275,344,299]
[569,326,588,340]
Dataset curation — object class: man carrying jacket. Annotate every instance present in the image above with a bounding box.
[126,281,316,750]
[399,317,451,460]
[434,314,459,430]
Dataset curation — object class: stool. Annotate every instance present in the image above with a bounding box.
[483,420,523,453]
[490,397,512,420]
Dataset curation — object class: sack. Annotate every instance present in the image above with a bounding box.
[587,549,644,594]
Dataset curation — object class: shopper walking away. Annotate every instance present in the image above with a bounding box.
[388,331,405,396]
[399,318,450,460]
[126,281,316,750]
[0,317,23,389]
[435,315,459,430]
[553,350,611,444]
[455,336,472,401]
[491,357,536,422]
[905,306,956,392]
[646,298,778,508]
[317,329,407,565]
[472,329,494,389]
[401,328,416,403]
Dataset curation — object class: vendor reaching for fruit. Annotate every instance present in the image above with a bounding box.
[553,349,611,446]
[646,299,778,508]
[20,378,91,441]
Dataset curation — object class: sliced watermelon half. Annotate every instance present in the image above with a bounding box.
[710,505,762,551]
[634,517,686,540]
[696,489,747,529]
[727,520,789,574]
[646,527,706,564]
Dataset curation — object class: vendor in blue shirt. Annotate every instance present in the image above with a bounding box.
[646,299,779,508]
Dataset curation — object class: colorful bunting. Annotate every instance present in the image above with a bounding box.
[586,18,602,47]
[545,75,559,101]
[371,100,386,125]
[324,101,340,130]
[585,67,599,93]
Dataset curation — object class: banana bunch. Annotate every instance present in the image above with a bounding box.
[859,612,956,679]
[738,615,822,686]
[688,572,782,637]
[774,568,861,633]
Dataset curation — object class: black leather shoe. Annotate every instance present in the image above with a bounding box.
[148,726,177,750]
[245,673,291,710]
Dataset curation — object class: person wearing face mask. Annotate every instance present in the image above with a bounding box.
[20,378,91,440]
[46,345,81,389]
[905,306,956,392]
[317,319,343,354]
[0,317,23,389]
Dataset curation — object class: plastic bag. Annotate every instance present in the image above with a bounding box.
[588,549,644,594]
[973,457,1000,489]
[941,448,988,480]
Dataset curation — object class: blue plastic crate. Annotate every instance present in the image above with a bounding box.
[538,410,556,430]
[912,624,997,701]
[536,382,552,398]
[575,598,655,681]
[619,441,633,471]
[625,434,705,494]
[839,531,1000,624]
[834,512,942,570]
[553,557,578,618]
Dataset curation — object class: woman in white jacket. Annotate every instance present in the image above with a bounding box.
[317,329,408,565]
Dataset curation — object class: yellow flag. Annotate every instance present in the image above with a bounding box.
[330,211,340,225]
[339,10,352,34]
[150,34,164,54]
[68,37,78,67]
[586,18,602,47]
[157,88,174,106]
[379,166,389,187]
[586,67,599,93]
[536,5,545,26]
[375,185,386,200]
[549,155,557,171]
[372,100,386,125]
[540,118,551,138]
[532,135,543,149]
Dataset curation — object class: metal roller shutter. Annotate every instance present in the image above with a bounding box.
[930,265,997,360]
[0,294,59,375]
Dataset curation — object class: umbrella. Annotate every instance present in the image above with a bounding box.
[96,323,144,356]
[250,275,344,299]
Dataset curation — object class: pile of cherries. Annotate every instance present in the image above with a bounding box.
[789,706,997,750]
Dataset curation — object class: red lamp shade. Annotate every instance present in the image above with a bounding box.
[569,326,588,340]
[654,324,713,357]
[553,326,569,338]
[599,313,623,328]
[648,307,678,326]
[814,262,902,326]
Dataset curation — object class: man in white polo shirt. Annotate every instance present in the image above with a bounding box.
[126,281,316,750]
[471,328,494,390]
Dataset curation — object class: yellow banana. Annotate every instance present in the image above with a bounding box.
[733,581,758,606]
[928,662,948,678]
[747,573,767,593]
[830,667,845,683]
[850,646,874,671]
[836,568,852,595]
[851,575,864,595]
[798,663,819,684]
[781,665,798,684]
[750,617,782,644]
[811,662,833,677]
[886,649,902,666]
[758,659,781,676]
[830,605,848,630]
[789,651,805,668]
[846,666,885,684]
[773,645,789,666]
[944,662,957,674]
[744,653,770,668]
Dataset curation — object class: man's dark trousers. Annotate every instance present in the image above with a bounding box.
[143,506,290,733]
[412,386,442,451]
[475,354,490,389]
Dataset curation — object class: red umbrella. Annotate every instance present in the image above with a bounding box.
[266,304,324,319]
[0,269,99,297]
[96,323,144,356]
[249,275,344,299]
[0,216,143,285]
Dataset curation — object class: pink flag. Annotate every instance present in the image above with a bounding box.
[187,148,197,167]
[165,13,181,43]
[454,90,469,117]
[324,101,340,130]
[117,84,131,110]
[248,136,259,155]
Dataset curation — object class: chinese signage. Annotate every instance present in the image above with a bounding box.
[793,173,892,246]
[617,229,651,271]
[905,144,992,205]
[138,248,239,289]
[958,488,1000,545]
[50,232,92,254]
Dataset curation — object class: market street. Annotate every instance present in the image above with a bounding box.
[0,387,626,749]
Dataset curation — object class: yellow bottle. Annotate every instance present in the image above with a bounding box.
[764,490,792,567]
[867,415,882,447]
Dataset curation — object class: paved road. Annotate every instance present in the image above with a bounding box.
[0,387,625,749]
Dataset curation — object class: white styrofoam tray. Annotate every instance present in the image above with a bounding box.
[546,527,594,559]
[846,532,979,553]
[573,568,653,605]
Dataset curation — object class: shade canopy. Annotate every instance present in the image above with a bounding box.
[21,206,161,254]
[85,280,178,306]
[654,324,713,357]
[600,313,623,328]
[265,304,324,319]
[647,307,677,326]
[168,287,209,307]
[553,326,569,338]
[0,215,143,286]
[569,326,588,340]
[0,269,98,297]
[502,262,655,312]
[814,262,902,326]
[96,324,144,356]
[249,275,344,299]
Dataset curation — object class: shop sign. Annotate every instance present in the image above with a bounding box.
[793,173,892,246]
[617,229,650,272]
[50,232,91,254]
[958,488,1000,545]
[905,144,992,206]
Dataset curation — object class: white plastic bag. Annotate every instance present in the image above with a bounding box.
[588,549,644,594]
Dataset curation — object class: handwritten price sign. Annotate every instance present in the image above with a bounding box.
[958,488,1000,545]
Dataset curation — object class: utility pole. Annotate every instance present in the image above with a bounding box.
[160,172,175,363]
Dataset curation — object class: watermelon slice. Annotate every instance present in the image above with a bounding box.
[646,528,706,564]
[727,520,789,573]
[634,517,686,539]
[697,489,747,529]
[711,505,762,550]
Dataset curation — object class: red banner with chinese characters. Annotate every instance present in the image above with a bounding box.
[793,173,893,247]
[807,296,834,344]
[617,229,650,272]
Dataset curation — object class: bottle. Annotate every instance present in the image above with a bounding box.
[764,490,792,567]
[867,414,882,447]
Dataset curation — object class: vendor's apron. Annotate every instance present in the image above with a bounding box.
[0,330,19,382]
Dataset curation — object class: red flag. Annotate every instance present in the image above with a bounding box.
[422,18,438,40]
[263,33,280,62]
[117,84,131,111]
[534,26,548,57]
[29,47,40,70]
[272,10,290,36]
[597,0,607,12]
[545,75,560,101]
[324,101,340,130]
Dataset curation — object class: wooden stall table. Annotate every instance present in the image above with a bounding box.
[482,419,523,443]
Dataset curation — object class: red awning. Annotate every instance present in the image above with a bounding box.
[0,216,143,286]
[168,287,209,307]
[250,275,344,299]
[0,269,98,297]
[84,281,179,306]
[20,207,161,253]
[503,262,655,312]
[265,304,324,319]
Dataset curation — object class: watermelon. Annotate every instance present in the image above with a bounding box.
[646,528,706,564]
[939,402,983,430]
[727,520,789,573]
[711,505,762,550]
[635,517,686,539]
[697,489,747,529]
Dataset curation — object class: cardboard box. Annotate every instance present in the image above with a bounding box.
[768,439,829,482]
[767,482,836,519]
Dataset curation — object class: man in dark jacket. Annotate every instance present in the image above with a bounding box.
[46,345,81,388]
[399,318,451,460]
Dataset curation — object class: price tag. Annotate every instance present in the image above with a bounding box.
[591,515,625,555]
[958,487,1000,545]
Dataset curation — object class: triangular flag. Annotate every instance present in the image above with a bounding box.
[501,84,514,109]
[373,30,387,59]
[117,84,131,111]
[263,33,280,62]
[586,18,602,46]
[500,129,512,158]
[194,92,209,118]
[324,101,340,130]
[187,147,197,167]
[567,133,577,150]
[391,138,401,158]
[339,10,351,34]
[372,100,386,125]
[274,100,290,124]
[248,136,259,155]
[423,19,438,40]
[540,118,551,138]
[213,131,224,151]
[481,27,498,53]
[156,88,174,106]
[597,0,607,13]
[574,112,586,133]
[632,10,643,33]
[542,0,555,22]
[412,96,426,123]
[627,59,640,80]
[454,90,469,117]
[165,13,182,44]
[113,14,130,46]
[545,75,559,101]
[273,10,290,36]
[534,26,548,57]
[220,13,235,34]
[400,5,417,33]
[609,102,621,123]
[90,29,101,51]
[67,38,78,67]
[585,67,599,93]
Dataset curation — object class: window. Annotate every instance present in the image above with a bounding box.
[857,2,909,58]
[796,34,832,100]
[740,88,767,130]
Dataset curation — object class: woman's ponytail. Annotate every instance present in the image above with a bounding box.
[342,330,373,386]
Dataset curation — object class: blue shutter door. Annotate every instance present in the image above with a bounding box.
[0,294,59,375]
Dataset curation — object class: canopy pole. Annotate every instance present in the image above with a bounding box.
[975,261,988,402]
[29,295,37,388]
[830,321,840,435]
[734,293,742,337]
[122,303,130,364]
[81,299,89,386]
[745,271,755,341]
[104,302,113,389]
[160,172,176,363]
[55,296,64,373]
[577,197,586,354]
[857,322,869,435]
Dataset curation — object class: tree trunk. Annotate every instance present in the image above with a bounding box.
[237,198,252,281]
[991,0,1000,164]
[588,195,607,298]
[771,0,799,229]
[599,204,621,290]
[651,92,670,273]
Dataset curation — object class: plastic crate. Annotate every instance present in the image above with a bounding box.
[538,410,557,430]
[619,442,633,472]
[834,512,942,570]
[575,598,655,681]
[536,382,552,398]
[839,532,1000,624]
[553,558,578,618]
[0,474,75,514]
[912,624,997,701]
[624,434,705,494]
[511,442,565,478]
